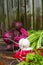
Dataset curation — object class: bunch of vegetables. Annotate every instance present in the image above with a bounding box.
[13,30,43,62]
[27,30,43,49]
[17,51,43,65]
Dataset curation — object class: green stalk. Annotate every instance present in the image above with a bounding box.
[27,32,40,43]
[37,32,43,48]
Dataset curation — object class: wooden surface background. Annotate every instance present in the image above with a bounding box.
[0,0,43,43]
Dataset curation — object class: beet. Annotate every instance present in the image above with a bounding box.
[13,22,22,30]
[14,30,20,36]
[21,50,30,57]
[14,42,19,48]
[3,31,13,44]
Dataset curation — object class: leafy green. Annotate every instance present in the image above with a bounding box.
[26,52,43,65]
[17,52,43,65]
[27,31,43,49]
[17,61,25,65]
[26,53,35,62]
[28,30,36,35]
[36,32,43,48]
[31,41,37,50]
[17,31,43,65]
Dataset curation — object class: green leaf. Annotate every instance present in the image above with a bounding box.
[17,61,25,65]
[37,32,43,48]
[31,41,37,49]
[26,53,35,62]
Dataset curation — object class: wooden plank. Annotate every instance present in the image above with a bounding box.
[0,22,2,37]
[32,0,35,30]
[30,0,33,30]
[0,38,6,45]
[42,0,43,29]
[7,0,10,30]
[2,0,5,32]
[40,0,42,30]
[24,0,27,30]
[4,0,9,31]
[16,0,20,21]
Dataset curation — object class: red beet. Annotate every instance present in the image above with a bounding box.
[14,30,20,36]
[3,31,13,44]
[13,51,20,58]
[14,42,19,48]
[21,50,30,57]
[19,56,26,61]
[13,49,43,61]
[13,21,22,30]
[13,50,26,61]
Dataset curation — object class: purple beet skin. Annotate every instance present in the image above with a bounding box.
[3,30,13,44]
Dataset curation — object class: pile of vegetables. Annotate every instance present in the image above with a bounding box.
[17,51,43,65]
[13,30,43,65]
[13,30,43,62]
[27,30,43,49]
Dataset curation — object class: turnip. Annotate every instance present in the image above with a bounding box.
[19,38,32,50]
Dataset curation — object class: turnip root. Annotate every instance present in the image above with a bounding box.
[19,38,32,50]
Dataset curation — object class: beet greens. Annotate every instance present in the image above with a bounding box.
[17,52,43,65]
